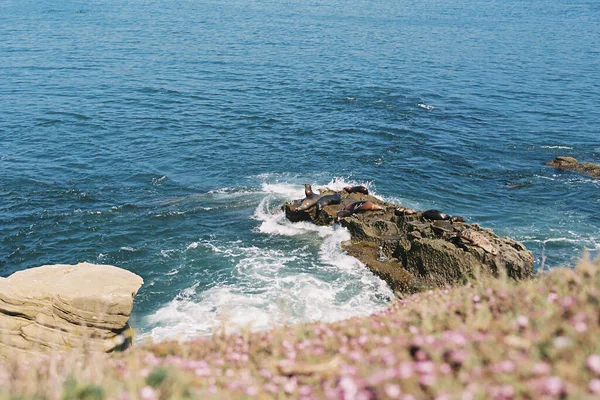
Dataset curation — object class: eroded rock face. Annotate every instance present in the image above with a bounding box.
[547,156,600,179]
[284,190,534,295]
[0,262,143,360]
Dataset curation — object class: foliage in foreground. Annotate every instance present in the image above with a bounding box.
[2,257,600,399]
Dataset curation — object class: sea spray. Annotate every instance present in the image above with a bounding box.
[142,180,392,341]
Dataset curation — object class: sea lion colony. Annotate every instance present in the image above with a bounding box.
[293,184,476,246]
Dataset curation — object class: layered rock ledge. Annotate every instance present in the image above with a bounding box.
[547,156,600,179]
[0,262,143,360]
[284,190,534,295]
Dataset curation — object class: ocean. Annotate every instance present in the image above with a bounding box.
[1,0,599,341]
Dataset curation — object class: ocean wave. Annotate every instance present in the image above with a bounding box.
[541,145,573,149]
[141,193,392,342]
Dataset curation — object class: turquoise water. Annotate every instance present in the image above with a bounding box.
[1,0,599,340]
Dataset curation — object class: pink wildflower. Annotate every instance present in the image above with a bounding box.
[460,391,474,400]
[194,366,211,377]
[488,384,515,400]
[442,330,467,346]
[445,349,468,368]
[439,363,452,375]
[367,368,395,385]
[415,361,435,375]
[356,389,375,400]
[574,321,587,333]
[589,379,600,394]
[263,383,278,394]
[299,385,312,396]
[381,350,396,366]
[384,384,401,398]
[397,361,414,378]
[531,362,551,375]
[516,315,529,328]
[533,376,565,397]
[245,386,258,397]
[340,365,358,375]
[587,355,600,375]
[339,376,359,399]
[139,386,157,400]
[418,374,436,387]
[560,296,575,308]
[491,360,515,374]
[283,377,297,394]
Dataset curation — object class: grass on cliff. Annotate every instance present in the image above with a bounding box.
[2,256,600,400]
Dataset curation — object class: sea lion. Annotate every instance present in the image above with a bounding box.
[304,184,317,197]
[431,220,454,234]
[337,210,353,221]
[395,207,417,216]
[457,230,498,255]
[337,200,384,221]
[316,193,342,210]
[296,184,321,211]
[344,200,366,211]
[346,201,385,213]
[422,209,451,221]
[344,185,369,195]
[451,215,466,223]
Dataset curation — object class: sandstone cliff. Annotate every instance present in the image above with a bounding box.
[0,262,143,360]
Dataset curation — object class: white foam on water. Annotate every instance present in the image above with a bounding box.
[142,184,393,342]
[417,103,435,111]
[541,145,572,149]
[260,182,305,198]
[120,246,136,252]
[254,196,328,237]
[160,249,177,258]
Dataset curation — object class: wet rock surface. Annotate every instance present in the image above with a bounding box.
[284,190,534,295]
[547,156,600,179]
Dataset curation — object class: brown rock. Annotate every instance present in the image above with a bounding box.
[547,156,600,179]
[283,190,534,295]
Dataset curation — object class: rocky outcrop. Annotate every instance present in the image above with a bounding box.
[284,190,534,295]
[0,262,143,360]
[547,156,600,179]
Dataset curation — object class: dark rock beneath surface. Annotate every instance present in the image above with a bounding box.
[547,156,600,179]
[283,189,534,296]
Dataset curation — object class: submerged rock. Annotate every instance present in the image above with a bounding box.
[547,156,600,179]
[0,262,143,360]
[283,189,534,295]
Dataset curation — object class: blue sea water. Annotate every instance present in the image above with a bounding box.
[1,0,599,340]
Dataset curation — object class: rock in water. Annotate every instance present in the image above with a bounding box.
[283,190,534,295]
[547,156,600,179]
[0,262,143,360]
